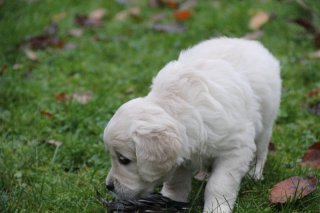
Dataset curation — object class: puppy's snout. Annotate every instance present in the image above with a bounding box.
[106,182,115,192]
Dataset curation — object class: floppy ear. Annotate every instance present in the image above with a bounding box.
[132,122,182,183]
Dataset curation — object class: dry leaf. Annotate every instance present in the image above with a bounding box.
[268,142,276,153]
[13,64,22,70]
[165,0,178,9]
[40,111,54,118]
[71,91,92,104]
[150,13,166,23]
[24,49,38,61]
[89,8,106,20]
[114,7,141,21]
[68,28,83,37]
[242,30,264,40]
[269,176,317,204]
[46,139,62,147]
[249,11,270,30]
[152,23,186,33]
[55,92,68,101]
[148,0,164,8]
[308,50,320,59]
[75,14,101,27]
[194,171,209,181]
[174,10,192,21]
[301,142,320,168]
[179,0,197,11]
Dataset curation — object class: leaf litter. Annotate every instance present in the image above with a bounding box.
[269,176,317,204]
[301,141,320,168]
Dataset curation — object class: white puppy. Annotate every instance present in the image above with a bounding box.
[104,38,281,213]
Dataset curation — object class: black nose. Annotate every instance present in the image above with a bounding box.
[106,183,114,192]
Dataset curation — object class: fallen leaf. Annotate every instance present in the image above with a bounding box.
[24,49,38,61]
[165,0,178,9]
[249,11,270,30]
[75,14,101,27]
[242,30,264,40]
[55,92,68,101]
[40,111,54,118]
[174,10,192,21]
[148,0,164,8]
[13,64,22,70]
[178,0,197,11]
[71,91,92,104]
[194,171,209,181]
[114,7,141,21]
[52,12,67,21]
[25,23,64,49]
[0,64,7,75]
[269,176,317,204]
[68,28,83,37]
[89,8,106,20]
[268,142,276,153]
[152,23,186,33]
[150,13,166,23]
[64,42,78,50]
[293,18,316,34]
[308,50,320,59]
[307,88,320,97]
[301,142,320,168]
[46,139,62,147]
[308,101,320,115]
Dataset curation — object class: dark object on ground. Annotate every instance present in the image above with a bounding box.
[103,193,189,212]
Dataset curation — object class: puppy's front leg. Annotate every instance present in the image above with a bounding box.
[204,147,254,213]
[161,166,192,202]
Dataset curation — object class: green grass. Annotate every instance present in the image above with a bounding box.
[1,0,320,212]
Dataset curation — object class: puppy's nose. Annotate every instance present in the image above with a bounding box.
[106,183,114,192]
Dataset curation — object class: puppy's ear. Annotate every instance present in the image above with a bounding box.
[132,123,182,183]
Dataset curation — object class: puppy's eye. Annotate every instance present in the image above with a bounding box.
[118,154,131,165]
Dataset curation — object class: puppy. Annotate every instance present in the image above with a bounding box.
[104,38,281,213]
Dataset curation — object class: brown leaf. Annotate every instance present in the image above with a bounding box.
[114,7,141,21]
[71,91,92,105]
[0,64,7,75]
[301,142,320,168]
[308,50,320,59]
[55,92,68,101]
[24,49,38,61]
[268,142,276,153]
[307,88,320,97]
[249,11,270,30]
[46,139,62,147]
[194,171,209,181]
[152,23,186,33]
[242,30,264,40]
[75,14,101,27]
[293,18,316,34]
[165,0,178,9]
[315,33,320,48]
[150,13,166,23]
[174,10,192,21]
[269,176,317,204]
[25,23,64,49]
[148,0,164,8]
[41,111,54,119]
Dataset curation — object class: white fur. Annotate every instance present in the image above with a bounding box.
[104,38,281,213]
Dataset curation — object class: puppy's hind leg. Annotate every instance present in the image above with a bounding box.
[161,166,192,202]
[204,146,254,213]
[249,126,273,181]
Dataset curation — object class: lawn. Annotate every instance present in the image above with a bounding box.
[1,0,320,212]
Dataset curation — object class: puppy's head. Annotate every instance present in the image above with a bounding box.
[104,98,184,199]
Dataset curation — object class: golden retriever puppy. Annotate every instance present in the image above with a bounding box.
[103,38,281,213]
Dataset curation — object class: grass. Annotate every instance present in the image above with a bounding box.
[1,0,320,212]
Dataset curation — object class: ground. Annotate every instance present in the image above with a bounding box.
[0,0,320,212]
